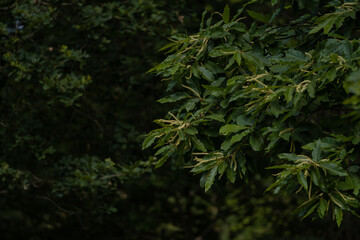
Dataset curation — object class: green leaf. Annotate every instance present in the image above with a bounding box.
[285,49,306,62]
[157,92,190,103]
[310,168,323,188]
[312,139,322,162]
[350,174,360,195]
[297,171,308,192]
[158,42,179,52]
[205,114,225,122]
[205,166,218,192]
[266,164,293,169]
[270,100,282,118]
[200,9,208,31]
[249,135,263,151]
[219,124,248,135]
[142,133,157,149]
[329,192,349,210]
[247,10,270,23]
[184,127,198,135]
[234,51,242,66]
[319,162,347,176]
[278,153,307,162]
[226,167,236,183]
[197,66,215,81]
[191,136,207,152]
[218,161,227,177]
[334,206,343,227]
[236,115,253,126]
[225,56,235,70]
[185,99,198,112]
[317,198,327,219]
[269,1,284,23]
[221,138,232,151]
[200,173,207,188]
[223,5,230,24]
[284,87,295,103]
[231,129,252,144]
[205,87,225,99]
[301,202,319,220]
[191,160,217,174]
[155,155,168,168]
[309,16,338,35]
[155,145,171,156]
[265,178,283,192]
[242,51,270,71]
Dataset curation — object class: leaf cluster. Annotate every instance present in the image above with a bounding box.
[144,0,360,225]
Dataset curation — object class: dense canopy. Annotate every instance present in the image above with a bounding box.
[1,0,360,239]
[145,0,360,226]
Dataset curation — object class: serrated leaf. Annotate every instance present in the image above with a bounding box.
[350,174,360,195]
[247,10,270,23]
[218,161,227,177]
[265,179,282,192]
[266,164,293,169]
[158,42,179,52]
[334,206,343,227]
[249,135,263,151]
[184,127,198,135]
[221,138,232,151]
[185,99,198,112]
[309,16,338,35]
[284,87,295,102]
[319,162,347,176]
[197,66,215,81]
[234,51,242,66]
[236,115,253,126]
[199,173,207,188]
[329,192,349,210]
[310,168,323,188]
[142,133,157,149]
[205,114,225,122]
[226,167,236,183]
[312,139,322,162]
[155,155,168,168]
[278,153,306,162]
[301,202,319,220]
[205,166,218,192]
[230,129,252,144]
[190,160,217,174]
[297,171,308,192]
[219,124,248,135]
[269,3,284,23]
[318,198,327,219]
[191,136,207,152]
[224,56,235,70]
[157,92,190,103]
[307,84,315,98]
[339,148,346,159]
[154,145,171,156]
[223,5,230,24]
[270,100,281,118]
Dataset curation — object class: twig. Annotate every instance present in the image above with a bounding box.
[35,195,73,214]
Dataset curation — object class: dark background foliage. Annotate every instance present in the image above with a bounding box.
[1,0,360,239]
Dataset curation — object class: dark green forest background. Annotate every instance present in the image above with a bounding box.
[1,0,359,239]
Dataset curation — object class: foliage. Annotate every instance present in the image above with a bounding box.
[2,0,360,238]
[0,0,208,237]
[144,0,360,226]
